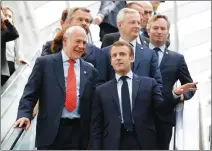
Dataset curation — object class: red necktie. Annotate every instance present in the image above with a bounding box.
[65,59,77,112]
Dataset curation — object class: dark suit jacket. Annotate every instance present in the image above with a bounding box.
[41,41,107,85]
[101,32,149,48]
[16,52,98,148]
[91,74,166,150]
[1,19,19,76]
[157,48,196,125]
[98,1,126,28]
[101,32,170,48]
[102,43,163,90]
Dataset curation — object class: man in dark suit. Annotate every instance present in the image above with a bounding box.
[91,41,166,150]
[41,7,107,85]
[14,26,98,150]
[101,2,170,48]
[101,32,149,48]
[146,14,198,149]
[94,1,126,41]
[102,8,163,90]
[101,2,149,48]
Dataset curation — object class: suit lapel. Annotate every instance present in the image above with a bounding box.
[83,44,93,60]
[139,34,149,47]
[111,79,121,114]
[134,43,144,72]
[159,48,169,68]
[132,74,140,110]
[52,52,65,94]
[79,59,88,98]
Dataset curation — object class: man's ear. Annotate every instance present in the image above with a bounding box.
[63,37,67,47]
[117,21,122,29]
[60,20,64,27]
[130,55,135,63]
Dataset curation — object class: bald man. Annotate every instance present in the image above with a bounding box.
[14,26,99,150]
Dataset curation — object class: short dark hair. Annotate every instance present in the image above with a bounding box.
[110,41,134,57]
[66,7,92,23]
[61,8,69,21]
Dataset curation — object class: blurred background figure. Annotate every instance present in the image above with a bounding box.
[3,6,27,79]
[150,1,165,15]
[94,1,126,42]
[1,6,19,86]
[137,1,153,38]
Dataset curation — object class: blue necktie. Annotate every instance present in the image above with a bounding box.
[153,47,161,57]
[120,76,133,130]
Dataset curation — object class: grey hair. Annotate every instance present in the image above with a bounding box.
[66,7,93,23]
[117,8,139,23]
[63,26,87,39]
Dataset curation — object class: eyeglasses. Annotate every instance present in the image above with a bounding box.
[144,10,153,15]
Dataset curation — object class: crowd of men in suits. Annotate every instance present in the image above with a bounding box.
[14,1,198,150]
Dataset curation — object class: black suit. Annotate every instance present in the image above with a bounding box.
[101,32,149,48]
[41,40,107,85]
[17,52,98,149]
[91,74,166,150]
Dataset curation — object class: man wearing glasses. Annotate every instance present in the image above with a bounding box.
[137,1,153,38]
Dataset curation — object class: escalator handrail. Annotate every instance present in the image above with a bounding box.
[1,127,24,150]
[1,64,28,96]
[1,49,41,96]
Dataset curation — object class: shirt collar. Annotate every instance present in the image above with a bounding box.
[119,37,137,48]
[115,70,133,82]
[61,49,80,64]
[149,43,166,52]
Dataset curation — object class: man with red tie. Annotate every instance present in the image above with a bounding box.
[14,26,98,150]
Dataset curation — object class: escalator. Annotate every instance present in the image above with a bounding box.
[1,36,95,150]
[1,51,40,150]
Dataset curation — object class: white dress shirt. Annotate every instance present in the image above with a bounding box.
[149,43,166,66]
[61,50,81,119]
[115,71,133,123]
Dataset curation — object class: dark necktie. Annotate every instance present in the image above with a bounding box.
[153,47,161,57]
[120,76,133,130]
[129,43,134,71]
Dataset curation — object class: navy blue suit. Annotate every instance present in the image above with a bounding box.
[16,52,98,148]
[157,48,196,125]
[41,41,107,85]
[102,43,163,90]
[91,74,166,150]
[154,48,196,149]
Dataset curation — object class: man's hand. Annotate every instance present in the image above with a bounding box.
[93,15,104,25]
[13,117,31,130]
[174,82,198,96]
[1,9,6,21]
[18,59,28,64]
[32,101,39,118]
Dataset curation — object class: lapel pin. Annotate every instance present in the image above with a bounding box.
[84,71,86,74]
[141,47,143,49]
[166,51,168,54]
[144,41,146,43]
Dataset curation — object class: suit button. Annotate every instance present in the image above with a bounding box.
[118,116,121,119]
